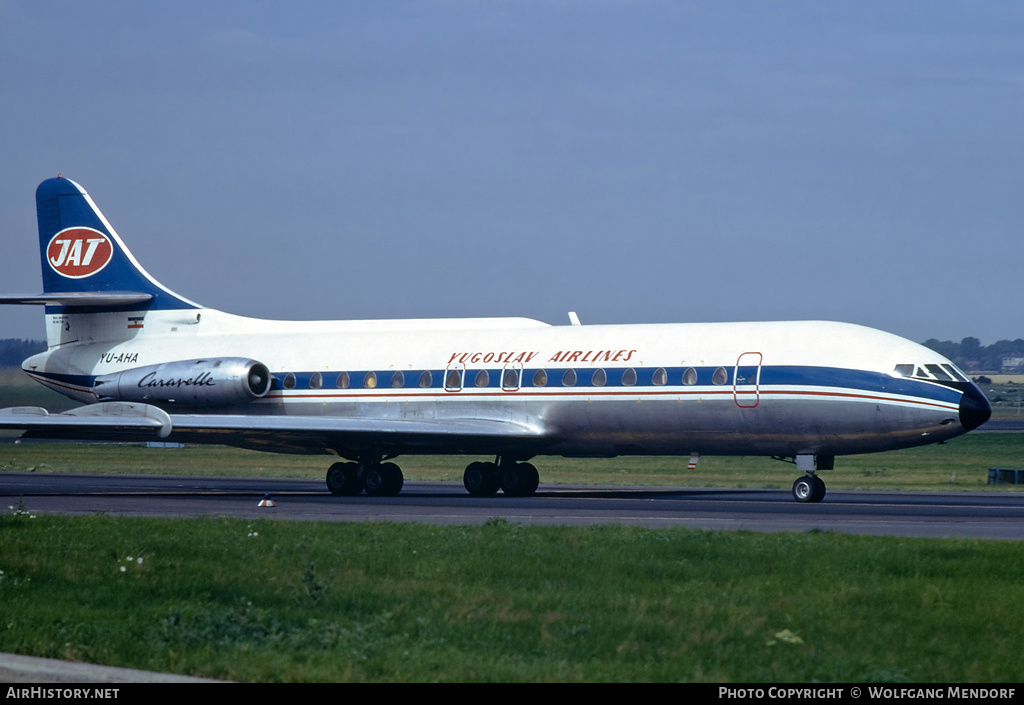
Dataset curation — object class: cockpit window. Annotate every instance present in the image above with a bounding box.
[942,364,971,383]
[895,363,970,384]
[925,364,954,382]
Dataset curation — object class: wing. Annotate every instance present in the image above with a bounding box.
[0,402,551,457]
[0,403,172,440]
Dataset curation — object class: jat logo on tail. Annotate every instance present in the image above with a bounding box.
[47,227,114,279]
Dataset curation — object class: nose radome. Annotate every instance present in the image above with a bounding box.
[959,383,992,431]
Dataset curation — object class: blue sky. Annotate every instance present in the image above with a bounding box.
[1,1,1022,344]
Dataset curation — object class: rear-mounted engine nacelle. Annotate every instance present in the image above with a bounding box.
[93,358,271,406]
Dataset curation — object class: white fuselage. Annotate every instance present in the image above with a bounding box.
[24,308,974,460]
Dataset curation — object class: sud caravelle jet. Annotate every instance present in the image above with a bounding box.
[0,176,991,502]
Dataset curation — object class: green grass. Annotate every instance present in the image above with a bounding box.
[2,432,1022,494]
[1,513,1022,682]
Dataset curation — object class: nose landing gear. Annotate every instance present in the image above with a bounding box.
[790,454,831,503]
[792,474,826,503]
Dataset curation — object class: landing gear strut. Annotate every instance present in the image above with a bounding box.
[326,460,404,497]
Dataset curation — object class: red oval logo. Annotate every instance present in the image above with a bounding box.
[46,228,114,279]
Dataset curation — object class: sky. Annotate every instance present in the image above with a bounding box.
[1,1,1022,345]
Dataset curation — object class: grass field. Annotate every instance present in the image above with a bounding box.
[2,431,1022,494]
[1,514,1023,682]
[3,373,1024,682]
[0,436,1022,682]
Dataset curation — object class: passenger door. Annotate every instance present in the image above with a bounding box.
[733,352,762,408]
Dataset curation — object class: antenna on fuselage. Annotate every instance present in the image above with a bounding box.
[568,312,581,326]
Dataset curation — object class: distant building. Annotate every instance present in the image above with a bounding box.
[1001,355,1024,373]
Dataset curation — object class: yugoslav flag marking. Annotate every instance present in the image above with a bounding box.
[47,227,114,279]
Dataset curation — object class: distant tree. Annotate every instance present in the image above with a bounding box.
[923,339,960,361]
[960,337,981,362]
[921,337,1024,372]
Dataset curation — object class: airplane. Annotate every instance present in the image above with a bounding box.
[0,176,992,503]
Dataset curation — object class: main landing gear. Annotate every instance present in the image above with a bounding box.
[326,461,404,497]
[325,456,540,498]
[464,459,540,497]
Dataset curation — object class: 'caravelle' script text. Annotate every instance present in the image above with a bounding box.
[137,371,216,389]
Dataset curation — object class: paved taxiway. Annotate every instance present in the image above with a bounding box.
[3,472,1023,540]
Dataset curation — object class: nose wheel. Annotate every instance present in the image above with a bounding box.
[792,475,826,503]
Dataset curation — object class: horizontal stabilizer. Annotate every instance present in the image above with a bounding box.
[0,292,154,307]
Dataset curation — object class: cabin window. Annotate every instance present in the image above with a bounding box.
[283,373,296,390]
[445,369,463,391]
[502,368,520,389]
[419,370,433,388]
[682,367,698,386]
[712,367,728,385]
[336,372,350,389]
[391,371,405,388]
[652,367,667,386]
[533,369,548,387]
[475,369,489,387]
[364,371,378,389]
[591,368,606,386]
[621,368,637,386]
[310,372,323,389]
[562,369,577,387]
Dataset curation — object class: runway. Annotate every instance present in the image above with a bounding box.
[3,472,1023,540]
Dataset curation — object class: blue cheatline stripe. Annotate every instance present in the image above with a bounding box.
[26,364,964,408]
[261,365,962,405]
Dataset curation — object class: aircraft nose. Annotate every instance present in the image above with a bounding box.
[959,383,992,431]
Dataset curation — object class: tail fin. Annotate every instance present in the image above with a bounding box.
[35,176,199,312]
